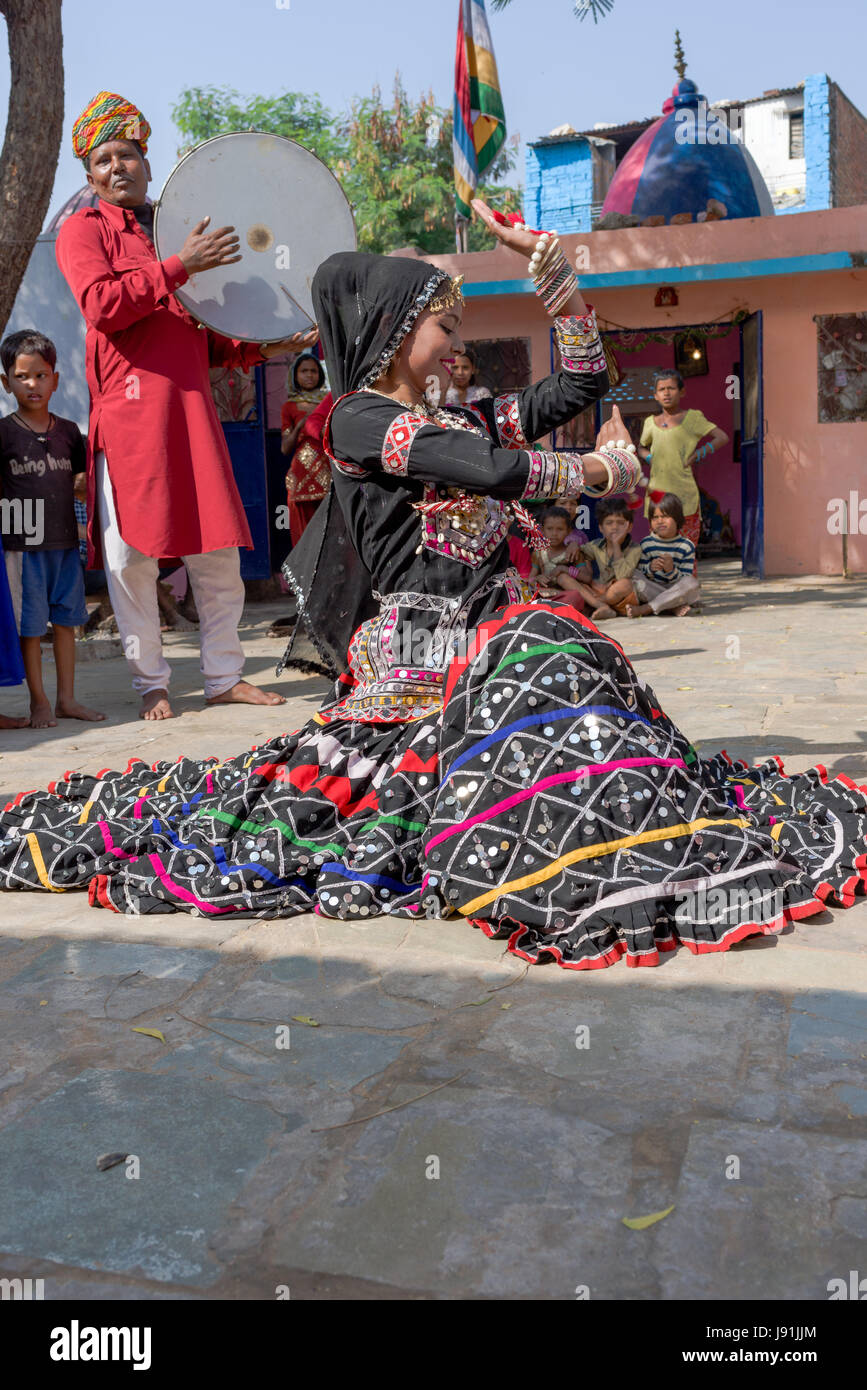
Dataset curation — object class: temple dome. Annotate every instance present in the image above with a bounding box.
[44,186,100,236]
[601,74,774,223]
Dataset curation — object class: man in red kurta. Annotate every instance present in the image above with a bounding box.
[58,92,317,719]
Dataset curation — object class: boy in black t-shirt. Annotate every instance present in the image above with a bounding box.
[0,330,104,728]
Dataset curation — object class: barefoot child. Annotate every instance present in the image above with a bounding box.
[0,330,104,728]
[570,498,642,620]
[530,507,590,609]
[627,492,702,618]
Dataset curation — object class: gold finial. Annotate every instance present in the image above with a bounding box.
[674,29,687,80]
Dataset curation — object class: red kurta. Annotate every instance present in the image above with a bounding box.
[56,199,263,566]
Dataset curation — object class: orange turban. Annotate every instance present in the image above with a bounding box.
[71,91,151,161]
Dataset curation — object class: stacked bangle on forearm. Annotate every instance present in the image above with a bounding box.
[554,310,607,376]
[694,441,715,462]
[528,232,580,316]
[582,441,645,498]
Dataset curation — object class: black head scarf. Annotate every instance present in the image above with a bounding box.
[288,350,326,394]
[312,251,449,398]
[278,252,451,680]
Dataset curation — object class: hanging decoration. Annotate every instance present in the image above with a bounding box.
[598,307,749,355]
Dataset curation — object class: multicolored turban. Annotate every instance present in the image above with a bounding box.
[71,92,151,162]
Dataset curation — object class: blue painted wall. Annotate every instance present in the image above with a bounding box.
[803,72,832,212]
[525,139,594,234]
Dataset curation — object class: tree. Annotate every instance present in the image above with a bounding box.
[172,86,345,169]
[342,77,521,254]
[491,0,614,20]
[0,0,64,332]
[172,77,523,257]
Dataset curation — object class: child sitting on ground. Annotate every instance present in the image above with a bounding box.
[569,498,642,620]
[626,492,702,618]
[530,506,590,609]
[0,329,104,728]
[560,496,589,548]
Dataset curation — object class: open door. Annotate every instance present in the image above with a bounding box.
[739,311,764,577]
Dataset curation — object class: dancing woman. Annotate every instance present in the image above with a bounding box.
[1,208,864,970]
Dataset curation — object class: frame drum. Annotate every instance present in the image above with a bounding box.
[153,131,356,342]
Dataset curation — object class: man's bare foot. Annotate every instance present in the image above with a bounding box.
[30,700,57,729]
[206,679,285,707]
[591,604,616,620]
[675,604,692,617]
[626,603,653,619]
[56,698,106,722]
[140,689,173,721]
[0,713,29,729]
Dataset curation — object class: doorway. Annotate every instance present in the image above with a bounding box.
[550,317,764,573]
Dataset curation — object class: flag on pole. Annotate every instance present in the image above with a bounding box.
[453,0,507,222]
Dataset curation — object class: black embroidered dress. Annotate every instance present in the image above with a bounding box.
[0,253,864,970]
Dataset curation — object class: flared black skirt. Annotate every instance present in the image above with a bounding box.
[1,604,864,971]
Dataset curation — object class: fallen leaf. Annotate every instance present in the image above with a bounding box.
[131,1026,166,1043]
[291,1015,320,1027]
[676,686,694,691]
[717,703,733,708]
[39,1000,48,1006]
[622,1205,675,1231]
[501,1001,513,1010]
[96,1152,129,1172]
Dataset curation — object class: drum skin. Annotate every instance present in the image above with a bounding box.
[154,131,357,342]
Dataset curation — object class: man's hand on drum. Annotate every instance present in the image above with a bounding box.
[179,216,243,275]
[260,327,320,360]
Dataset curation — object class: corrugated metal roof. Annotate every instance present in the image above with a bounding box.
[531,84,807,146]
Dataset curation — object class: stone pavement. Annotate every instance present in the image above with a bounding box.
[0,560,865,1301]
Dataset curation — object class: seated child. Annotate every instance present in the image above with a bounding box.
[560,496,589,548]
[530,507,589,610]
[570,498,642,620]
[0,329,104,728]
[627,492,701,618]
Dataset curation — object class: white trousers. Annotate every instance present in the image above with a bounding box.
[95,451,245,698]
[633,572,701,614]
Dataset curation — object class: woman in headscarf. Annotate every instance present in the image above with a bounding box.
[280,350,327,458]
[280,351,330,549]
[0,208,864,971]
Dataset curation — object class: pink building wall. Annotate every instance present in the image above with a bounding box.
[427,206,867,576]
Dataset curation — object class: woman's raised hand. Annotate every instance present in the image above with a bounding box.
[471,198,540,257]
[595,405,632,452]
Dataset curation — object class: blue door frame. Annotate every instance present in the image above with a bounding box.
[221,364,272,580]
[738,311,764,577]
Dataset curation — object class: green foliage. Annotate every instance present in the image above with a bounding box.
[172,86,345,168]
[172,76,523,256]
[342,77,521,254]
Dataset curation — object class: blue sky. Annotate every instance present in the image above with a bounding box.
[1,0,864,225]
